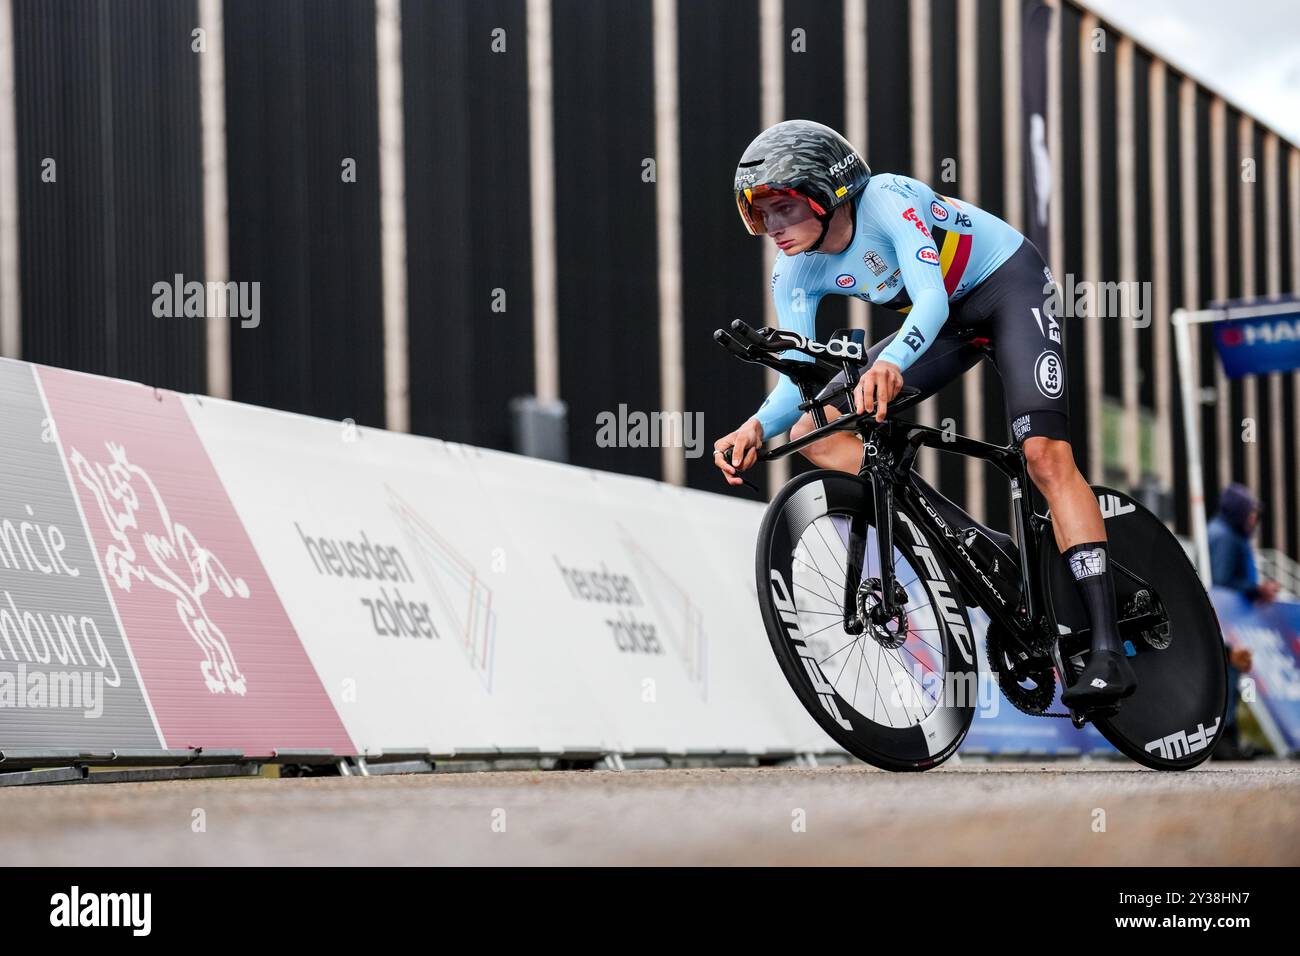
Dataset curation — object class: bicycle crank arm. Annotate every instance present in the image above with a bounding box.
[1059,612,1169,646]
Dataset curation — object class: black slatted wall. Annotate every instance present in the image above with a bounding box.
[402,0,533,451]
[1165,69,1190,533]
[865,0,910,350]
[928,0,965,497]
[677,0,766,493]
[1134,50,1153,417]
[977,0,1010,527]
[13,0,205,390]
[1194,90,1219,512]
[1097,26,1119,422]
[1058,0,1087,462]
[223,0,384,425]
[551,0,658,476]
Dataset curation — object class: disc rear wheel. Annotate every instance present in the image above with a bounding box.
[1042,486,1228,770]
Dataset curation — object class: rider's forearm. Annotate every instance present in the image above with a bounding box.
[752,370,804,440]
[876,288,949,373]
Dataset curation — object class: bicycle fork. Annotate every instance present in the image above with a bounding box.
[842,470,904,632]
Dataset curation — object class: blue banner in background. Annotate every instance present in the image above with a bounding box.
[1212,300,1300,379]
[1212,588,1300,754]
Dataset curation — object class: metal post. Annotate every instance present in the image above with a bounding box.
[1172,308,1211,586]
[1173,298,1300,584]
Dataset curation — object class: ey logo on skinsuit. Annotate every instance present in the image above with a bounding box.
[1031,306,1062,343]
[69,441,252,696]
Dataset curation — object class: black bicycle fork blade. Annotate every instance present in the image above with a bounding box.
[843,511,869,628]
[871,475,899,616]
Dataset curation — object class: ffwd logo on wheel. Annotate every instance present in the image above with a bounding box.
[769,570,853,730]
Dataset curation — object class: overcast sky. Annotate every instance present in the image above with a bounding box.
[1081,0,1300,144]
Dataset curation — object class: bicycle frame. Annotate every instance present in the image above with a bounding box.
[714,320,1045,643]
[764,404,1047,644]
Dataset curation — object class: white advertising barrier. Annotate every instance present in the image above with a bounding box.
[186,394,831,757]
[464,445,826,754]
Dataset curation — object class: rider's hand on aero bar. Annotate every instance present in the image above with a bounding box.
[855,359,904,424]
[711,321,919,491]
[714,419,764,490]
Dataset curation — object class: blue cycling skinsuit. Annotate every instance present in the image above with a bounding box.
[752,173,1067,446]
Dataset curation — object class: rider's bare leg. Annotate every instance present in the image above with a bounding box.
[1023,436,1136,705]
[1022,437,1104,551]
[789,407,863,473]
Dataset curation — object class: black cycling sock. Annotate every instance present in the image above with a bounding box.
[1064,540,1122,656]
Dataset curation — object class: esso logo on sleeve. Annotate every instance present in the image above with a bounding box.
[916,247,940,266]
[929,200,949,222]
[836,273,857,288]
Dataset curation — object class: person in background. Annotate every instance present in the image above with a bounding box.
[1207,482,1280,761]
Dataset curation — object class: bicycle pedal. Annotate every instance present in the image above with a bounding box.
[1078,701,1121,719]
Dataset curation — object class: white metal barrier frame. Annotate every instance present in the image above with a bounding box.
[1171,298,1300,586]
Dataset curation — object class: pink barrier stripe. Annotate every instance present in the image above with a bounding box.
[38,367,355,757]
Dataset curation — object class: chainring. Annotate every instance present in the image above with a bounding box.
[986,626,1060,716]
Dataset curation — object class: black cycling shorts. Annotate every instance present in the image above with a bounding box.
[816,237,1069,443]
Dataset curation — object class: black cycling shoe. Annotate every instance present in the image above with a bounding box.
[1061,648,1138,710]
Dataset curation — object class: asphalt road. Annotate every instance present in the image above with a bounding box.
[3,759,1297,866]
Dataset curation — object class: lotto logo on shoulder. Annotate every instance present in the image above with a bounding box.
[836,273,856,288]
[902,207,933,239]
[916,247,940,266]
[929,200,949,222]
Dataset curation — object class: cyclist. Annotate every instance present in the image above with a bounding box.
[714,119,1136,709]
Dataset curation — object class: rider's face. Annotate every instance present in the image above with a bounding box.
[753,195,822,254]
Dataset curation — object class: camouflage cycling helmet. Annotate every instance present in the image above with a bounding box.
[734,119,871,249]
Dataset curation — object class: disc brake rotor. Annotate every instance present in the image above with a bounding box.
[856,577,909,649]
